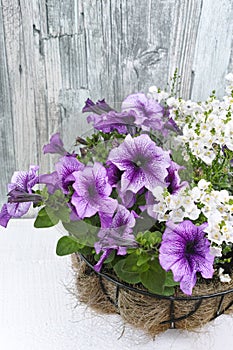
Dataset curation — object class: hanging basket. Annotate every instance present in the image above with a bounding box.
[72,253,233,337]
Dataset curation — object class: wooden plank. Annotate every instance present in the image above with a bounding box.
[191,0,233,100]
[0,1,16,203]
[0,0,233,206]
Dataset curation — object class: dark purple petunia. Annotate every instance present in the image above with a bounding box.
[121,93,164,131]
[166,161,188,194]
[94,205,138,272]
[71,162,118,219]
[43,133,68,156]
[0,165,39,227]
[7,188,42,204]
[108,134,171,193]
[159,220,214,295]
[82,98,114,114]
[55,156,85,194]
[93,248,113,273]
[0,204,12,228]
[165,117,182,135]
[87,110,137,134]
[106,161,123,187]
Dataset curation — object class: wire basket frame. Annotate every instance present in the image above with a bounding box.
[78,253,233,329]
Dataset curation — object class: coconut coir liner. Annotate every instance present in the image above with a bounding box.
[71,254,233,337]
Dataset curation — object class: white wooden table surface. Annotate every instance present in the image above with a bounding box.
[0,219,233,350]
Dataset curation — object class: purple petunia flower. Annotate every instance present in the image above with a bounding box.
[121,93,164,131]
[7,188,42,204]
[108,134,171,193]
[139,190,158,220]
[165,116,182,135]
[87,110,137,134]
[159,220,214,295]
[82,98,114,114]
[71,162,118,219]
[166,161,188,194]
[43,133,68,156]
[0,165,39,227]
[0,204,12,228]
[94,205,138,272]
[106,161,123,187]
[39,171,61,194]
[55,155,85,194]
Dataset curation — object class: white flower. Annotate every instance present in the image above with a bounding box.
[198,179,210,191]
[169,208,185,222]
[219,268,231,283]
[226,73,233,82]
[222,222,233,243]
[209,246,222,257]
[153,202,167,214]
[207,230,224,245]
[147,87,169,102]
[217,190,230,203]
[190,187,201,201]
[151,186,164,201]
[148,86,158,93]
[199,150,216,165]
[166,97,179,107]
[184,206,200,220]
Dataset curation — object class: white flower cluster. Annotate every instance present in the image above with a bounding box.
[148,75,233,165]
[147,86,169,103]
[152,179,233,257]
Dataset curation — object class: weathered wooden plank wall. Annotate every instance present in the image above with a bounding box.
[0,0,233,205]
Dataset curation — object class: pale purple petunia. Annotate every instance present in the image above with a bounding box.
[71,162,118,219]
[39,171,61,194]
[43,133,68,156]
[8,165,39,193]
[0,165,39,227]
[94,205,137,272]
[159,220,214,295]
[55,155,85,194]
[108,134,171,193]
[118,189,136,208]
[121,93,164,131]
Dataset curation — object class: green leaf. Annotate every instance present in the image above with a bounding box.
[56,236,82,256]
[164,270,180,287]
[113,259,141,284]
[62,220,98,247]
[137,253,150,267]
[162,286,175,296]
[140,259,166,294]
[44,207,61,225]
[104,250,116,264]
[121,254,139,272]
[34,207,59,228]
[121,254,149,273]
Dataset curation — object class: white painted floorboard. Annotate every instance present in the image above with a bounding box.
[0,219,233,350]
